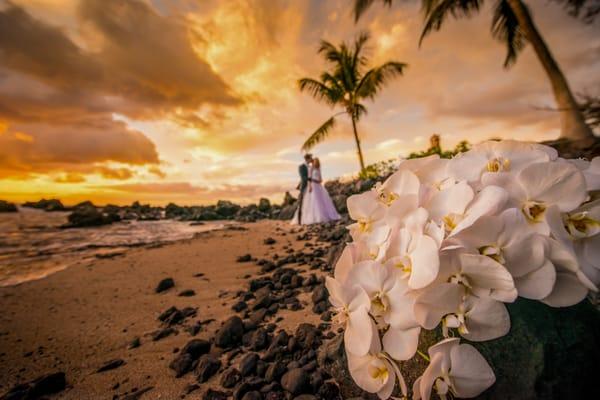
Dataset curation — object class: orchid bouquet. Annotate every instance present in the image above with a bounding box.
[327,140,600,400]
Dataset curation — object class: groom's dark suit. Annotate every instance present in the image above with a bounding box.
[297,163,310,224]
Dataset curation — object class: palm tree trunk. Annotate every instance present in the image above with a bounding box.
[351,116,366,171]
[507,0,595,143]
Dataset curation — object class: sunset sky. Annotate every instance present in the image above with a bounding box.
[0,0,598,206]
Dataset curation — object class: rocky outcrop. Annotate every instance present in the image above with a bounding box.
[22,198,65,212]
[62,205,120,228]
[0,200,17,213]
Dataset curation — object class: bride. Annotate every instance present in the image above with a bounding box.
[293,157,341,224]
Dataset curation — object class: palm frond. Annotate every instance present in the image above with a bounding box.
[356,61,407,100]
[354,0,394,22]
[492,0,527,68]
[353,103,369,121]
[298,78,338,106]
[301,116,337,151]
[353,31,371,70]
[420,0,483,46]
[318,40,343,64]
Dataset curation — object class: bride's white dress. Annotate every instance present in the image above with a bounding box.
[292,167,341,224]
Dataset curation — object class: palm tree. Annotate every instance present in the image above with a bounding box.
[298,32,407,171]
[354,0,596,143]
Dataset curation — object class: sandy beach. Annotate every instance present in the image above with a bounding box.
[0,220,342,399]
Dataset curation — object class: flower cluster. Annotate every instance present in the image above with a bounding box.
[328,140,600,399]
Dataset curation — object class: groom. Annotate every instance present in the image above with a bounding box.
[297,153,312,224]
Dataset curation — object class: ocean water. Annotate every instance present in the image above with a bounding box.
[0,207,226,287]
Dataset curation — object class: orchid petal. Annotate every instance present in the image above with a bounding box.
[383,326,420,361]
[414,283,464,329]
[449,344,496,398]
[514,259,556,300]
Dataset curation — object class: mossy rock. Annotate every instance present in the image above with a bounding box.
[319,298,600,399]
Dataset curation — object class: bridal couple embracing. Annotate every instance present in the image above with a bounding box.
[292,153,340,225]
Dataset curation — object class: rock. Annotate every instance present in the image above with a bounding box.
[265,361,286,383]
[152,327,175,341]
[0,200,17,213]
[169,353,194,377]
[232,301,248,312]
[239,353,259,377]
[237,254,253,263]
[203,389,230,400]
[220,367,242,388]
[281,368,310,396]
[128,337,141,349]
[64,204,119,228]
[155,278,175,293]
[331,194,348,214]
[181,339,211,359]
[216,200,242,218]
[178,289,196,297]
[241,391,262,400]
[263,237,276,245]
[294,324,320,350]
[317,382,341,400]
[258,198,271,213]
[282,191,297,206]
[292,396,316,400]
[311,285,328,304]
[23,198,65,212]
[214,316,244,348]
[276,204,297,220]
[96,359,125,373]
[196,354,221,383]
[249,328,269,351]
[2,372,67,399]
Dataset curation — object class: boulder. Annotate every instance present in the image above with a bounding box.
[258,198,271,213]
[23,198,65,211]
[281,368,310,395]
[216,200,241,218]
[2,372,67,399]
[214,316,244,348]
[155,278,175,293]
[282,191,297,206]
[319,298,600,399]
[0,200,17,213]
[63,205,119,228]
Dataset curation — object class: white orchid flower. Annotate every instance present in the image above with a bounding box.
[348,327,408,400]
[374,169,420,207]
[482,161,587,235]
[348,190,387,240]
[398,154,451,187]
[541,237,597,307]
[347,260,421,361]
[384,213,440,289]
[447,139,552,183]
[325,276,374,356]
[546,201,600,286]
[569,156,600,192]
[413,338,495,400]
[413,282,510,342]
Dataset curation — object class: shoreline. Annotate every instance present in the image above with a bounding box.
[0,220,344,399]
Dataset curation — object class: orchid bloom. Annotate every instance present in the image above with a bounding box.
[482,161,587,235]
[447,139,553,183]
[349,260,421,360]
[384,209,440,290]
[374,169,420,207]
[546,201,600,286]
[413,338,495,400]
[325,276,374,356]
[348,327,408,400]
[348,190,386,240]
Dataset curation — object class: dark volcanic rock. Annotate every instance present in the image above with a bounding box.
[239,353,259,376]
[178,289,196,297]
[23,198,65,211]
[221,367,242,388]
[2,372,67,399]
[64,204,119,228]
[258,198,271,212]
[96,358,125,373]
[281,368,310,396]
[215,316,244,348]
[311,285,328,304]
[152,327,175,341]
[203,389,230,400]
[241,391,262,400]
[263,237,276,245]
[155,278,175,293]
[182,339,211,359]
[169,353,194,377]
[128,337,141,349]
[232,301,248,312]
[237,254,253,263]
[0,200,17,213]
[196,354,221,383]
[265,361,286,383]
